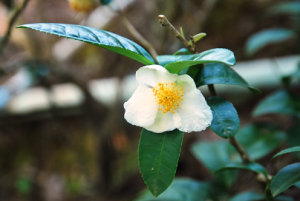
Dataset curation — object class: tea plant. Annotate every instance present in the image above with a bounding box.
[16,2,300,200]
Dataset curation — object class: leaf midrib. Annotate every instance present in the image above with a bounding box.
[18,24,155,65]
[153,133,167,195]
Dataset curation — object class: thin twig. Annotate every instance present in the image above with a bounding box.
[158,15,196,54]
[229,137,252,163]
[110,4,158,64]
[208,84,217,96]
[119,12,158,64]
[0,0,30,52]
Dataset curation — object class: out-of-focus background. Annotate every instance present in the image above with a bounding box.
[0,0,299,200]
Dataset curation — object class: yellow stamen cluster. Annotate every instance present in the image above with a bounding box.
[68,0,97,13]
[153,82,185,114]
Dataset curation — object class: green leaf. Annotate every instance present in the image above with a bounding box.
[245,29,296,57]
[190,33,206,44]
[138,129,184,197]
[157,48,236,74]
[17,23,155,65]
[271,163,300,197]
[191,140,240,187]
[229,191,264,201]
[295,181,300,188]
[179,65,201,79]
[235,123,286,160]
[195,63,261,94]
[207,96,240,139]
[173,48,190,55]
[215,162,269,179]
[267,2,300,16]
[287,124,300,159]
[100,0,113,5]
[180,27,186,40]
[272,146,300,160]
[134,178,225,201]
[252,90,300,118]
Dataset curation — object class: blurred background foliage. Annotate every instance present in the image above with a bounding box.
[0,0,299,200]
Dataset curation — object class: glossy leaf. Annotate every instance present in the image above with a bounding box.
[191,140,240,187]
[252,90,300,118]
[134,178,225,201]
[267,2,300,16]
[215,162,269,179]
[157,48,236,74]
[271,163,300,197]
[229,191,264,201]
[173,48,190,55]
[138,129,184,197]
[236,123,286,160]
[207,96,240,139]
[272,146,300,160]
[179,65,201,79]
[195,63,261,94]
[17,23,155,65]
[245,29,296,57]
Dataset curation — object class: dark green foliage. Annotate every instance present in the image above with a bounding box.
[215,162,269,179]
[271,163,300,197]
[138,129,184,197]
[207,96,240,139]
[253,90,300,118]
[195,63,260,94]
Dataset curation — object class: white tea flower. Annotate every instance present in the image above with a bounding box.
[124,65,213,133]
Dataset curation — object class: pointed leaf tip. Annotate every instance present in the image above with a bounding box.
[17,23,155,65]
[138,129,184,196]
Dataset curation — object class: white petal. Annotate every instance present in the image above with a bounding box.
[176,74,196,93]
[144,111,176,133]
[136,65,178,87]
[174,88,212,132]
[124,84,158,127]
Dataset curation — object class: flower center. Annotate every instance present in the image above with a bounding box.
[153,82,185,114]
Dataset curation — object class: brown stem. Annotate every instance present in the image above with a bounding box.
[229,137,252,163]
[208,84,217,96]
[112,8,158,64]
[0,0,30,52]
